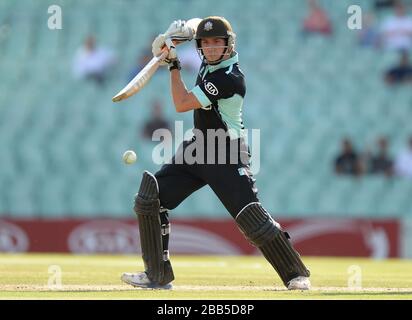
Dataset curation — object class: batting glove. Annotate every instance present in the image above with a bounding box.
[165,20,194,41]
[164,38,178,62]
[152,35,179,67]
[152,33,168,66]
[164,38,181,71]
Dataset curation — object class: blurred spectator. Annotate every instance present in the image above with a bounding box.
[179,45,202,72]
[334,139,362,176]
[302,0,332,36]
[358,13,380,48]
[128,48,152,82]
[379,2,412,51]
[375,0,397,10]
[72,35,116,86]
[368,137,394,176]
[143,101,171,140]
[394,136,412,178]
[384,50,412,85]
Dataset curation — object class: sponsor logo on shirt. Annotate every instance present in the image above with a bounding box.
[204,81,219,96]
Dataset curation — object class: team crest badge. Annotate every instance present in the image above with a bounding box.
[204,21,213,31]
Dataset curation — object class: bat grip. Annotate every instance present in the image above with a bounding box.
[157,39,181,60]
[159,48,169,58]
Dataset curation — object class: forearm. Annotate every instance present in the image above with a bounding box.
[170,69,202,113]
[170,69,189,111]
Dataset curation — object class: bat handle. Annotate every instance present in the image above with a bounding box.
[158,38,183,57]
[160,48,170,58]
[155,40,178,61]
[153,44,170,61]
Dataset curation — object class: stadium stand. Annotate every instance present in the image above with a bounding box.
[0,0,411,218]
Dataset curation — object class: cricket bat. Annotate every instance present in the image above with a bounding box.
[112,18,201,102]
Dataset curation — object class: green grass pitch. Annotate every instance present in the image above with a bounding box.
[0,254,411,299]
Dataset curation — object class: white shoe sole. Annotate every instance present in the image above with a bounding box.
[287,276,311,290]
[121,274,173,290]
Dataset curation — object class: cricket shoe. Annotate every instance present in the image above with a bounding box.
[287,276,311,290]
[121,272,173,290]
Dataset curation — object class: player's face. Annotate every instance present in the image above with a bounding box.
[201,38,228,63]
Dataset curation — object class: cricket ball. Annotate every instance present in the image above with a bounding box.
[123,150,137,164]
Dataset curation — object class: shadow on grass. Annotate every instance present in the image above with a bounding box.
[320,291,412,296]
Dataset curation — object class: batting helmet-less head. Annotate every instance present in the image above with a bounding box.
[194,16,236,65]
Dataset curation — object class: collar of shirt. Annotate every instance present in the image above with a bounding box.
[205,52,238,73]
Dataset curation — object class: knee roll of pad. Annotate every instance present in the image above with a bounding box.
[134,171,160,216]
[138,171,159,199]
[134,196,161,216]
[235,203,281,247]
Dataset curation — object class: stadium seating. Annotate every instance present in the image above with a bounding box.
[0,0,411,218]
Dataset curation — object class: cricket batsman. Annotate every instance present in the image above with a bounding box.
[121,16,311,290]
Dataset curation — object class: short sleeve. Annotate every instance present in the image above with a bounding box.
[190,73,234,109]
